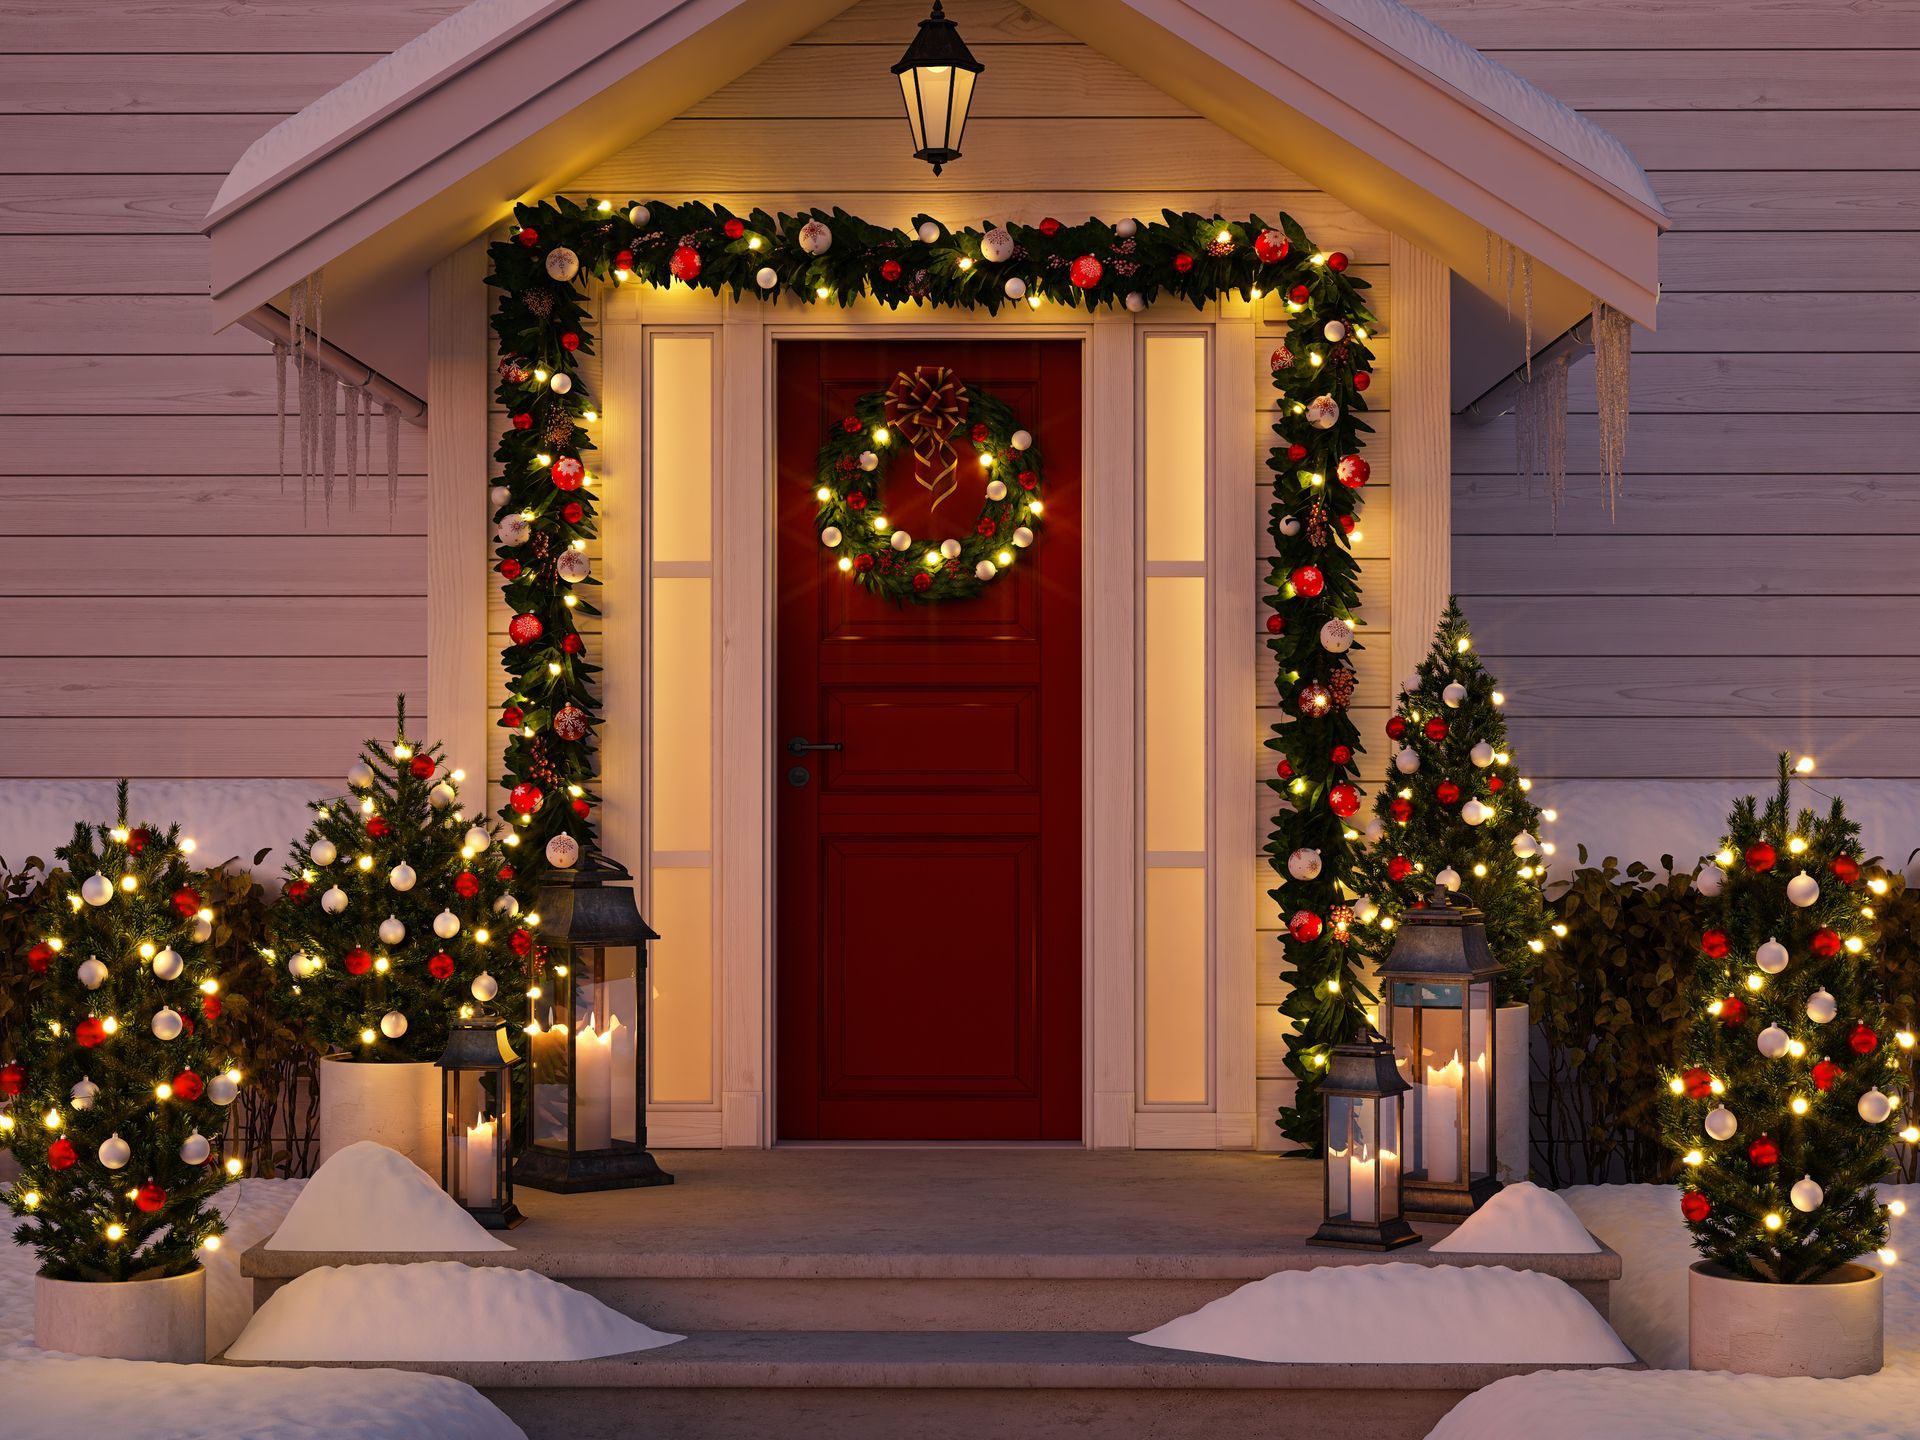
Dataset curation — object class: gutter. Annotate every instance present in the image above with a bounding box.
[1459,317,1591,425]
[240,304,429,427]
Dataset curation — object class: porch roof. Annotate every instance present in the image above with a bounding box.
[202,0,1666,390]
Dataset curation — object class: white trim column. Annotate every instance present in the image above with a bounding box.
[1388,235,1452,687]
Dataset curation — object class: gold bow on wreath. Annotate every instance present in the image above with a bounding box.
[883,365,970,511]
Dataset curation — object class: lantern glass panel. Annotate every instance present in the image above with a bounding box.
[1328,1093,1402,1225]
[445,1066,505,1211]
[530,941,640,1154]
[1391,978,1495,1184]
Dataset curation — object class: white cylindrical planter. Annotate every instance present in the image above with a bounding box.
[36,1266,206,1363]
[1689,1260,1883,1378]
[1495,1003,1530,1183]
[318,1054,442,1180]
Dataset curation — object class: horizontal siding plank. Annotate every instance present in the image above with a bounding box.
[1635,294,1920,354]
[1652,171,1920,232]
[0,537,424,597]
[1488,656,1920,719]
[0,53,376,113]
[0,718,415,778]
[0,238,207,294]
[1484,49,1920,111]
[0,297,268,355]
[11,417,426,474]
[0,658,425,718]
[0,114,278,174]
[4,3,454,53]
[1463,596,1920,659]
[1453,534,1920,596]
[1405,0,1920,50]
[1602,112,1920,170]
[802,1,1068,43]
[1497,718,1920,781]
[1553,353,1920,415]
[0,176,220,234]
[9,354,301,416]
[0,597,424,657]
[1455,415,1920,475]
[0,474,426,537]
[1457,473,1920,537]
[1660,233,1919,293]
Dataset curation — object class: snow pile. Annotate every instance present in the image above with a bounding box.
[1431,1182,1601,1255]
[267,1141,512,1253]
[228,1261,682,1362]
[1133,1262,1633,1365]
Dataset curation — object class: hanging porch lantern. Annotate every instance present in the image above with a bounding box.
[1378,888,1503,1219]
[437,1013,524,1229]
[514,856,673,1192]
[1309,1030,1418,1250]
[891,2,984,176]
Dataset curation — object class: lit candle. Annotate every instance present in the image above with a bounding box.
[529,1021,569,1145]
[1422,1052,1463,1183]
[1349,1139,1379,1222]
[576,1018,614,1151]
[461,1109,496,1207]
[609,1012,635,1144]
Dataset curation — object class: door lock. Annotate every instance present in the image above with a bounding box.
[786,765,812,788]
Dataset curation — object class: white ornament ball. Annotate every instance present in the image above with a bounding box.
[1513,832,1540,859]
[628,204,651,228]
[1470,742,1495,769]
[549,372,572,395]
[1435,866,1462,893]
[77,957,108,990]
[1012,527,1034,548]
[941,538,962,560]
[1003,276,1027,300]
[755,266,779,290]
[543,247,580,282]
[80,872,112,907]
[179,1131,211,1166]
[1124,291,1147,313]
[348,760,375,789]
[1278,515,1302,538]
[429,782,456,811]
[1756,937,1790,974]
[98,1133,131,1170]
[1807,988,1838,1024]
[321,886,348,915]
[546,832,582,870]
[1395,748,1421,776]
[380,1010,409,1040]
[389,862,417,893]
[1790,1175,1825,1213]
[1010,429,1033,452]
[1355,897,1380,925]
[1704,1106,1738,1141]
[1319,618,1354,653]
[1787,871,1821,907]
[310,838,337,867]
[1305,395,1340,429]
[189,915,212,944]
[986,479,1008,501]
[1757,1025,1790,1059]
[557,549,591,583]
[207,1074,239,1107]
[489,485,510,511]
[433,910,461,939]
[1461,798,1491,827]
[1324,320,1348,343]
[975,560,998,582]
[1858,1088,1894,1123]
[1362,818,1387,845]
[378,914,406,946]
[493,893,520,918]
[1442,682,1469,708]
[798,218,833,256]
[151,947,183,982]
[471,972,499,1003]
[981,227,1016,264]
[69,1077,97,1111]
[860,451,880,473]
[1287,848,1323,882]
[151,1007,184,1041]
[891,530,913,552]
[820,526,843,548]
[289,951,316,980]
[496,514,531,547]
[464,825,491,853]
[917,220,941,244]
[1115,218,1138,239]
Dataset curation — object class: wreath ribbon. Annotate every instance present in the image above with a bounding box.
[883,366,969,511]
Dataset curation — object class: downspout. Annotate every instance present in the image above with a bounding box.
[240,304,429,426]
[1459,316,1592,424]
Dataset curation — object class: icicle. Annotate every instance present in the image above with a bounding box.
[1521,255,1534,377]
[384,402,401,503]
[1593,302,1633,519]
[274,340,288,495]
[1516,350,1571,529]
[345,384,360,506]
[321,373,340,516]
[288,279,308,516]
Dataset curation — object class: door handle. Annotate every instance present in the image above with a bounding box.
[787,736,844,756]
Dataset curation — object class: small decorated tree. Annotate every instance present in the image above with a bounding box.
[3,785,232,1280]
[1665,756,1895,1281]
[1362,598,1552,1004]
[276,700,523,1062]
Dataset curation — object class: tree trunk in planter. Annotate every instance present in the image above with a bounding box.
[317,1055,441,1179]
[1690,1261,1882,1377]
[36,1267,205,1362]
[1496,1002,1530,1182]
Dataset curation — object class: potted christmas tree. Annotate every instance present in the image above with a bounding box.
[1361,599,1552,1180]
[276,700,520,1176]
[3,786,235,1361]
[1669,756,1896,1377]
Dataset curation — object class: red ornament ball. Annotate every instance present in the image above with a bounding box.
[499,559,522,580]
[854,552,876,572]
[562,501,585,524]
[1287,443,1309,464]
[1831,854,1861,886]
[511,412,533,431]
[880,259,903,282]
[552,457,585,490]
[1337,455,1369,489]
[497,865,515,883]
[0,1062,23,1096]
[1745,841,1777,873]
[27,942,52,974]
[1423,717,1448,742]
[135,1182,166,1214]
[76,1016,106,1048]
[1719,995,1747,1027]
[201,995,221,1021]
[1700,929,1730,959]
[1069,254,1104,289]
[344,947,373,977]
[1385,715,1408,741]
[501,704,524,729]
[455,872,480,899]
[171,1070,204,1102]
[559,332,580,352]
[1253,229,1289,264]
[1266,614,1285,635]
[1435,780,1461,806]
[1388,855,1414,882]
[1289,565,1325,598]
[1289,910,1324,944]
[1680,1191,1711,1223]
[47,1138,76,1171]
[1288,283,1311,304]
[1331,744,1353,766]
[669,244,702,282]
[1748,1136,1780,1167]
[127,827,150,855]
[1038,216,1062,237]
[1811,928,1842,958]
[561,632,585,655]
[171,886,202,918]
[1173,253,1195,274]
[366,816,390,839]
[1275,759,1293,780]
[508,613,544,646]
[1850,1023,1879,1055]
[571,797,591,818]
[286,879,310,902]
[844,416,864,434]
[510,783,544,815]
[723,216,746,240]
[1388,797,1413,824]
[515,227,538,248]
[1353,371,1372,392]
[1327,253,1349,272]
[409,755,435,780]
[1337,514,1355,536]
[553,703,590,742]
[428,952,455,980]
[1681,1066,1713,1099]
[510,928,535,957]
[912,572,933,593]
[1328,782,1361,818]
[1813,1058,1842,1092]
[614,250,634,271]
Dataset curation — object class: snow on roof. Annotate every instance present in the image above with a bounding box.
[1312,0,1662,211]
[211,0,558,215]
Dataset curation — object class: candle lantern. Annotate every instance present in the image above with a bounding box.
[514,856,673,1192]
[891,1,984,176]
[436,1013,523,1229]
[1309,1030,1418,1250]
[1378,888,1503,1218]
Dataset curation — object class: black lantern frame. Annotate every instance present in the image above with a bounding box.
[1377,888,1503,1219]
[514,855,673,1193]
[891,1,984,176]
[437,1013,524,1229]
[1308,1031,1418,1250]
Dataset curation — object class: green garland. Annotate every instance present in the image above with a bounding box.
[487,197,1377,1128]
[813,377,1043,603]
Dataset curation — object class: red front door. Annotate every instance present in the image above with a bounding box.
[776,340,1082,1141]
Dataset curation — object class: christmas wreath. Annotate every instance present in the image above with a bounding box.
[814,366,1042,602]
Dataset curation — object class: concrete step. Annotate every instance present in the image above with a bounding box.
[224,1328,1638,1440]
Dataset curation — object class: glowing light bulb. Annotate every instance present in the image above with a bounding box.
[360,1028,376,1045]
[106,1223,124,1241]
[1787,1039,1806,1057]
[21,1191,38,1209]
[1717,849,1736,866]
[1669,1077,1686,1095]
[203,1234,222,1251]
[156,1083,172,1100]
[1684,1149,1703,1166]
[816,487,832,501]
[1747,973,1765,991]
[1788,836,1807,855]
[1893,1199,1908,1217]
[1796,756,1815,774]
[1552,924,1569,938]
[1899,1032,1916,1050]
[1881,1248,1900,1265]
[958,257,973,271]
[225,1158,243,1177]
[1764,1212,1783,1231]
[1790,1096,1809,1115]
